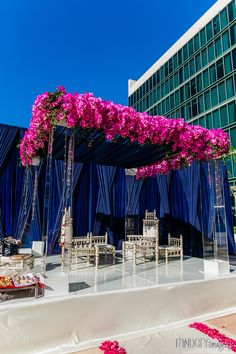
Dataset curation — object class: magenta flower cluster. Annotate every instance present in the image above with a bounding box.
[20,86,230,177]
[189,322,236,352]
[99,340,126,354]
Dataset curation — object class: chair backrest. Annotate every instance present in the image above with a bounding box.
[168,233,183,247]
[72,238,90,248]
[90,232,108,245]
[127,235,142,242]
[145,209,157,220]
[32,241,45,257]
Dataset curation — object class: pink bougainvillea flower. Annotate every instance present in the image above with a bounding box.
[20,87,230,178]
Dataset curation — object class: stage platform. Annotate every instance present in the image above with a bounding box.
[1,255,236,354]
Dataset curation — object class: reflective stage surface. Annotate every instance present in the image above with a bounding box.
[44,254,236,298]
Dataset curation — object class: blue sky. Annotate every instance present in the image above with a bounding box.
[0,0,216,128]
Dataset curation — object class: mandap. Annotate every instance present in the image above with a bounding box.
[20,86,235,274]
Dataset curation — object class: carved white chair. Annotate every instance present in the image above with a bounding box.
[134,236,159,264]
[71,236,95,266]
[64,233,91,266]
[122,235,143,261]
[123,210,159,263]
[159,233,183,264]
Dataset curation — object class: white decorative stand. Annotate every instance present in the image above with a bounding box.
[202,160,230,277]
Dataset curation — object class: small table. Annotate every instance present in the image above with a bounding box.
[0,283,44,299]
[159,245,183,264]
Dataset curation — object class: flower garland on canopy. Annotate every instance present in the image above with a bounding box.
[20,86,230,178]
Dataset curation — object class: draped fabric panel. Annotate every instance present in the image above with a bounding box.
[94,165,116,244]
[126,176,143,216]
[156,174,171,218]
[0,125,18,169]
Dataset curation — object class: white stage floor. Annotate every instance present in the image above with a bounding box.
[43,254,236,298]
[2,255,236,354]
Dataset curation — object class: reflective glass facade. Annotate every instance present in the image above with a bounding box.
[128,0,236,186]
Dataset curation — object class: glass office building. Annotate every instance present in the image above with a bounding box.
[128,0,236,187]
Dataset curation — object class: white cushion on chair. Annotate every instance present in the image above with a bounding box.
[32,241,44,257]
[18,248,32,255]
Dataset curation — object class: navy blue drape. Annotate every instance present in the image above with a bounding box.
[94,165,116,244]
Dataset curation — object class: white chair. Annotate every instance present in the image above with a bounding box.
[32,241,45,257]
[159,234,183,264]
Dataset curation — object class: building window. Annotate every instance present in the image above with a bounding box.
[198,94,205,113]
[206,22,213,42]
[208,43,215,62]
[173,54,178,70]
[230,128,236,148]
[216,58,224,80]
[224,53,232,74]
[206,113,213,129]
[228,101,236,124]
[226,77,234,99]
[220,105,228,127]
[228,1,236,22]
[188,39,194,57]
[204,90,211,110]
[213,15,221,35]
[203,69,209,88]
[195,53,201,71]
[196,73,203,92]
[222,30,230,51]
[174,72,179,87]
[190,78,196,96]
[175,90,180,106]
[209,64,217,84]
[169,58,173,74]
[215,37,222,57]
[169,75,174,92]
[201,48,208,67]
[186,102,192,119]
[178,49,183,66]
[220,8,228,29]
[179,67,183,84]
[200,27,207,46]
[211,86,218,107]
[192,98,198,116]
[185,82,191,99]
[199,116,206,127]
[218,82,226,103]
[160,66,164,81]
[189,58,195,76]
[194,34,200,52]
[183,44,188,61]
[230,23,236,45]
[183,63,189,81]
[213,109,221,128]
[170,93,175,109]
[180,86,185,102]
[232,48,236,69]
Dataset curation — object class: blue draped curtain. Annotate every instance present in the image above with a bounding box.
[178,161,201,256]
[0,125,18,238]
[46,160,83,254]
[94,165,116,244]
